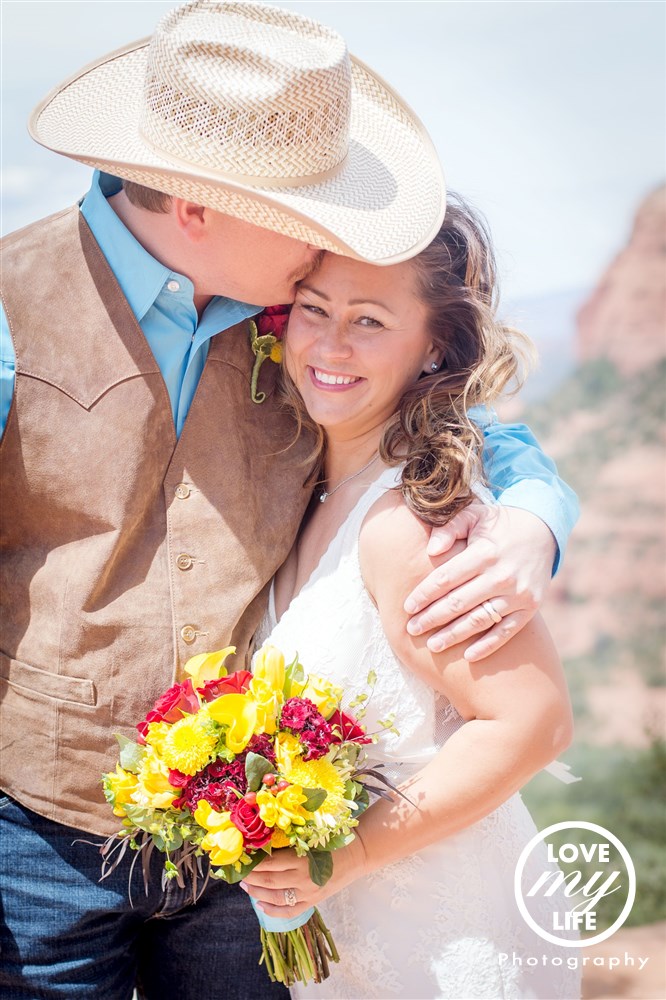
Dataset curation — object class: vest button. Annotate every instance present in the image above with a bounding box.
[177,553,194,571]
[175,483,191,500]
[181,625,197,644]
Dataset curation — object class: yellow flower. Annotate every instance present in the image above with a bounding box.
[274,732,303,773]
[257,786,309,831]
[252,645,285,695]
[284,757,345,815]
[274,785,310,829]
[144,721,171,755]
[301,675,343,720]
[184,646,236,691]
[270,343,283,364]
[160,714,219,775]
[205,693,257,753]
[194,801,244,866]
[135,751,177,809]
[270,828,292,849]
[202,826,244,866]
[256,789,280,828]
[248,677,278,735]
[104,764,139,817]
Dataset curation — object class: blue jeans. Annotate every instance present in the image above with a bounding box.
[0,793,288,999]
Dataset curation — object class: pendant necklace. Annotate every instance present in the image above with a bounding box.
[318,453,380,503]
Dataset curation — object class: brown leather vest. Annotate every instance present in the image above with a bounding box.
[0,207,313,835]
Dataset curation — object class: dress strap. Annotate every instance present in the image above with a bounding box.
[324,464,403,566]
[343,464,402,529]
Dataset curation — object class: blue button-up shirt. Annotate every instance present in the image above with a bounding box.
[0,172,260,438]
[0,172,578,566]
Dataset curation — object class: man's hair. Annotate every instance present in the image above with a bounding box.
[122,180,172,213]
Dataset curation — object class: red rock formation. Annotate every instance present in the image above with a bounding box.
[577,186,666,374]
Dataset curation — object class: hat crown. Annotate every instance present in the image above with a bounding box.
[140,0,352,183]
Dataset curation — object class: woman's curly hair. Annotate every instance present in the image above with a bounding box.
[280,193,533,525]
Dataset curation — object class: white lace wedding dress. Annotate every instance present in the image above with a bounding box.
[255,467,580,1000]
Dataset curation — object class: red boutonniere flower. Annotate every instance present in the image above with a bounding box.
[257,305,291,340]
[249,304,291,404]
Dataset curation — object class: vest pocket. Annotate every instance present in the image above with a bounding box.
[0,653,96,706]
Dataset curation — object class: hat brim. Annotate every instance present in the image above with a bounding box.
[29,38,445,264]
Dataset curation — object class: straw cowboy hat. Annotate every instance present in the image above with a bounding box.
[29,0,445,264]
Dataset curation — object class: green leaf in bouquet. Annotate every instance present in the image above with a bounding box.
[152,827,183,853]
[213,743,236,763]
[307,850,333,887]
[210,849,268,883]
[351,784,370,817]
[320,830,355,851]
[115,734,146,775]
[245,752,276,791]
[284,653,305,699]
[121,803,155,831]
[301,787,327,812]
[164,859,179,880]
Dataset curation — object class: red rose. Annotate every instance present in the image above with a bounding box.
[153,679,200,721]
[136,679,200,742]
[198,670,252,703]
[256,304,290,340]
[328,709,372,745]
[231,798,273,850]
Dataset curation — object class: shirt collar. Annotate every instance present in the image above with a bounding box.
[80,172,172,323]
[79,171,262,329]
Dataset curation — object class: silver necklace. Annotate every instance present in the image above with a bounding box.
[318,454,380,503]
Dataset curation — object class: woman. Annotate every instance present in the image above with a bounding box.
[242,198,580,999]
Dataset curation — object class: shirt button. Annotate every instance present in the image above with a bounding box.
[167,279,180,292]
[181,625,197,644]
[174,483,191,499]
[176,553,194,571]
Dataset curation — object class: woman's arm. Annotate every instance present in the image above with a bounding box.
[242,492,573,916]
[404,414,580,661]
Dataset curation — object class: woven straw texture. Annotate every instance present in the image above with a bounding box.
[31,1,445,263]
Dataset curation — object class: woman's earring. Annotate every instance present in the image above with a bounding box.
[430,361,440,372]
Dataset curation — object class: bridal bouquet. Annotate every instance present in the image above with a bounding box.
[102,645,392,986]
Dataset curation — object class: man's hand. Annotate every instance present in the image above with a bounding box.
[403,504,557,661]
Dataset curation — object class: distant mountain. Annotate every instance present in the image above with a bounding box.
[577,186,666,376]
[521,185,666,744]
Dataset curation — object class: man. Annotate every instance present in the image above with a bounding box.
[0,2,577,997]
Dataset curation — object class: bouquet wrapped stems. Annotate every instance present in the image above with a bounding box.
[254,903,339,986]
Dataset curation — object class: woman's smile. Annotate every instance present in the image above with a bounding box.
[309,366,365,390]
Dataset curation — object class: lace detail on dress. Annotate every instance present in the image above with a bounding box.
[253,467,580,1000]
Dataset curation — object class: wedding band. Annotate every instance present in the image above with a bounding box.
[482,600,502,624]
[284,887,297,907]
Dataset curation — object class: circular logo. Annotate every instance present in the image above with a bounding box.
[514,820,636,948]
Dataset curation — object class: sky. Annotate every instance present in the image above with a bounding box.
[2,0,664,311]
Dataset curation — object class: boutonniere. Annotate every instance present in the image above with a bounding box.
[249,305,291,404]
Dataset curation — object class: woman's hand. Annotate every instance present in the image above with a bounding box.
[240,839,367,918]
